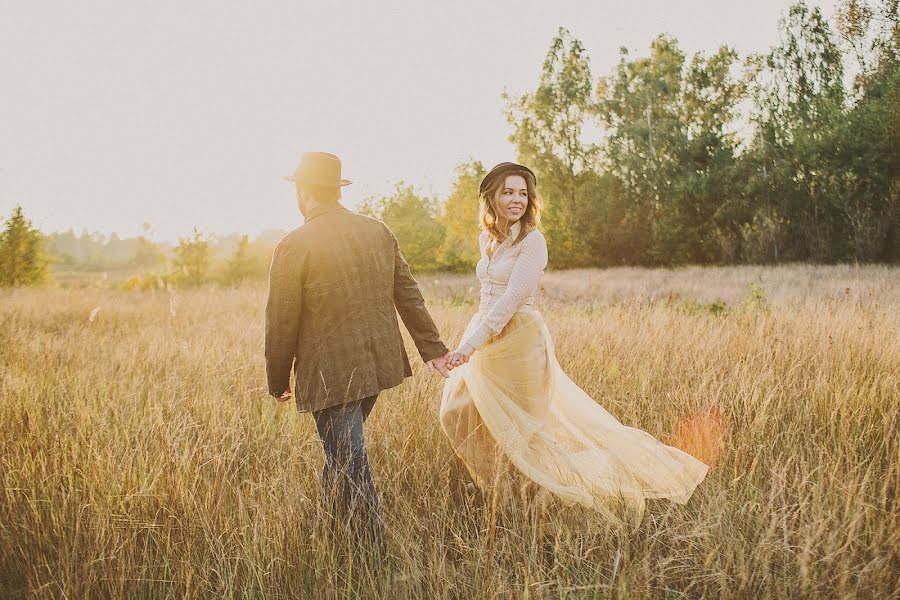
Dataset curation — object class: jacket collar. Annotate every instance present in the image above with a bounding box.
[304,202,347,223]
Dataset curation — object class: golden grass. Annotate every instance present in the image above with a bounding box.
[1,264,898,599]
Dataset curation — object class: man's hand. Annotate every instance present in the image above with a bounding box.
[275,387,292,402]
[426,352,454,378]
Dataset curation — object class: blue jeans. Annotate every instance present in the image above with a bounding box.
[312,394,385,541]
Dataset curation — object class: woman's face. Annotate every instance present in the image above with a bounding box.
[495,175,529,225]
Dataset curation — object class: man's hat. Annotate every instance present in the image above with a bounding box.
[282,152,352,187]
[479,162,537,197]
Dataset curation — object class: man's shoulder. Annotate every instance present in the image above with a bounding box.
[334,211,396,247]
[344,210,391,231]
[278,210,389,245]
[306,208,391,234]
[272,225,307,254]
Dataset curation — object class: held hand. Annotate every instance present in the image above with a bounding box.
[427,352,453,378]
[275,388,292,402]
[448,343,475,368]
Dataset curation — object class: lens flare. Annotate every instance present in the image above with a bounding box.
[672,407,727,467]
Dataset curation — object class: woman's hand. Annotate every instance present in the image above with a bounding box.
[448,343,475,368]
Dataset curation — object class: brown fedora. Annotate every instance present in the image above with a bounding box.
[282,152,352,187]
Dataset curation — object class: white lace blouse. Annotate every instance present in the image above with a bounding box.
[462,220,549,350]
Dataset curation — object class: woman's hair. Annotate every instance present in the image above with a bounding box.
[479,169,543,245]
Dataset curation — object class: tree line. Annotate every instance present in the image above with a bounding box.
[2,1,897,286]
[0,211,276,288]
[367,0,899,270]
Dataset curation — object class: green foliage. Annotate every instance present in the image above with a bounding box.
[9,1,900,278]
[224,234,258,286]
[130,236,165,269]
[827,1,900,260]
[171,227,211,286]
[44,229,171,272]
[361,183,446,273]
[742,2,851,262]
[676,298,729,317]
[744,282,769,309]
[118,271,172,291]
[0,206,49,287]
[595,36,745,265]
[437,160,485,272]
[506,27,599,268]
[499,1,897,268]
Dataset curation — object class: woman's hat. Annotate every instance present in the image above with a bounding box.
[479,162,537,197]
[282,152,352,187]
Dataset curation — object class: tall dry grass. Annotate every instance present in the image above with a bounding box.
[0,264,897,599]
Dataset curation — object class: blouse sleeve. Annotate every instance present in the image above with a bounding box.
[463,231,548,349]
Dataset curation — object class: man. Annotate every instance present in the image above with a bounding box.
[264,151,453,543]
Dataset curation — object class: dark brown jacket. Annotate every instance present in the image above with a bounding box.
[264,204,448,412]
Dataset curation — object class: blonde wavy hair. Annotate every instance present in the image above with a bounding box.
[479,169,543,247]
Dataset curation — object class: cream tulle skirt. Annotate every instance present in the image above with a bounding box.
[440,308,709,526]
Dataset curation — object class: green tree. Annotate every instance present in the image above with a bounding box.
[744,2,847,261]
[360,183,445,272]
[673,45,746,263]
[437,160,485,272]
[130,236,165,269]
[831,0,900,260]
[224,234,257,286]
[506,27,599,267]
[596,36,744,264]
[172,227,210,286]
[0,206,49,287]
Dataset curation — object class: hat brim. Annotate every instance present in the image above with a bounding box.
[282,176,352,187]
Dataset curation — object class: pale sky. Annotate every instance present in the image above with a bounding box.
[1,0,838,242]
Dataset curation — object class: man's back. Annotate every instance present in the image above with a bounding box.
[264,204,447,412]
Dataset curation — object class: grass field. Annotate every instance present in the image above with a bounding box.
[1,264,897,599]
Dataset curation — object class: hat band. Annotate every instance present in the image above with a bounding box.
[284,174,352,187]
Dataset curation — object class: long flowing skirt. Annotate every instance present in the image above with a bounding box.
[439,308,709,526]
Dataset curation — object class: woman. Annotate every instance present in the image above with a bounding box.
[439,162,709,527]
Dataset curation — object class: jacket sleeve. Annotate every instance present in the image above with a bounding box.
[390,230,449,363]
[463,231,547,349]
[264,239,304,396]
